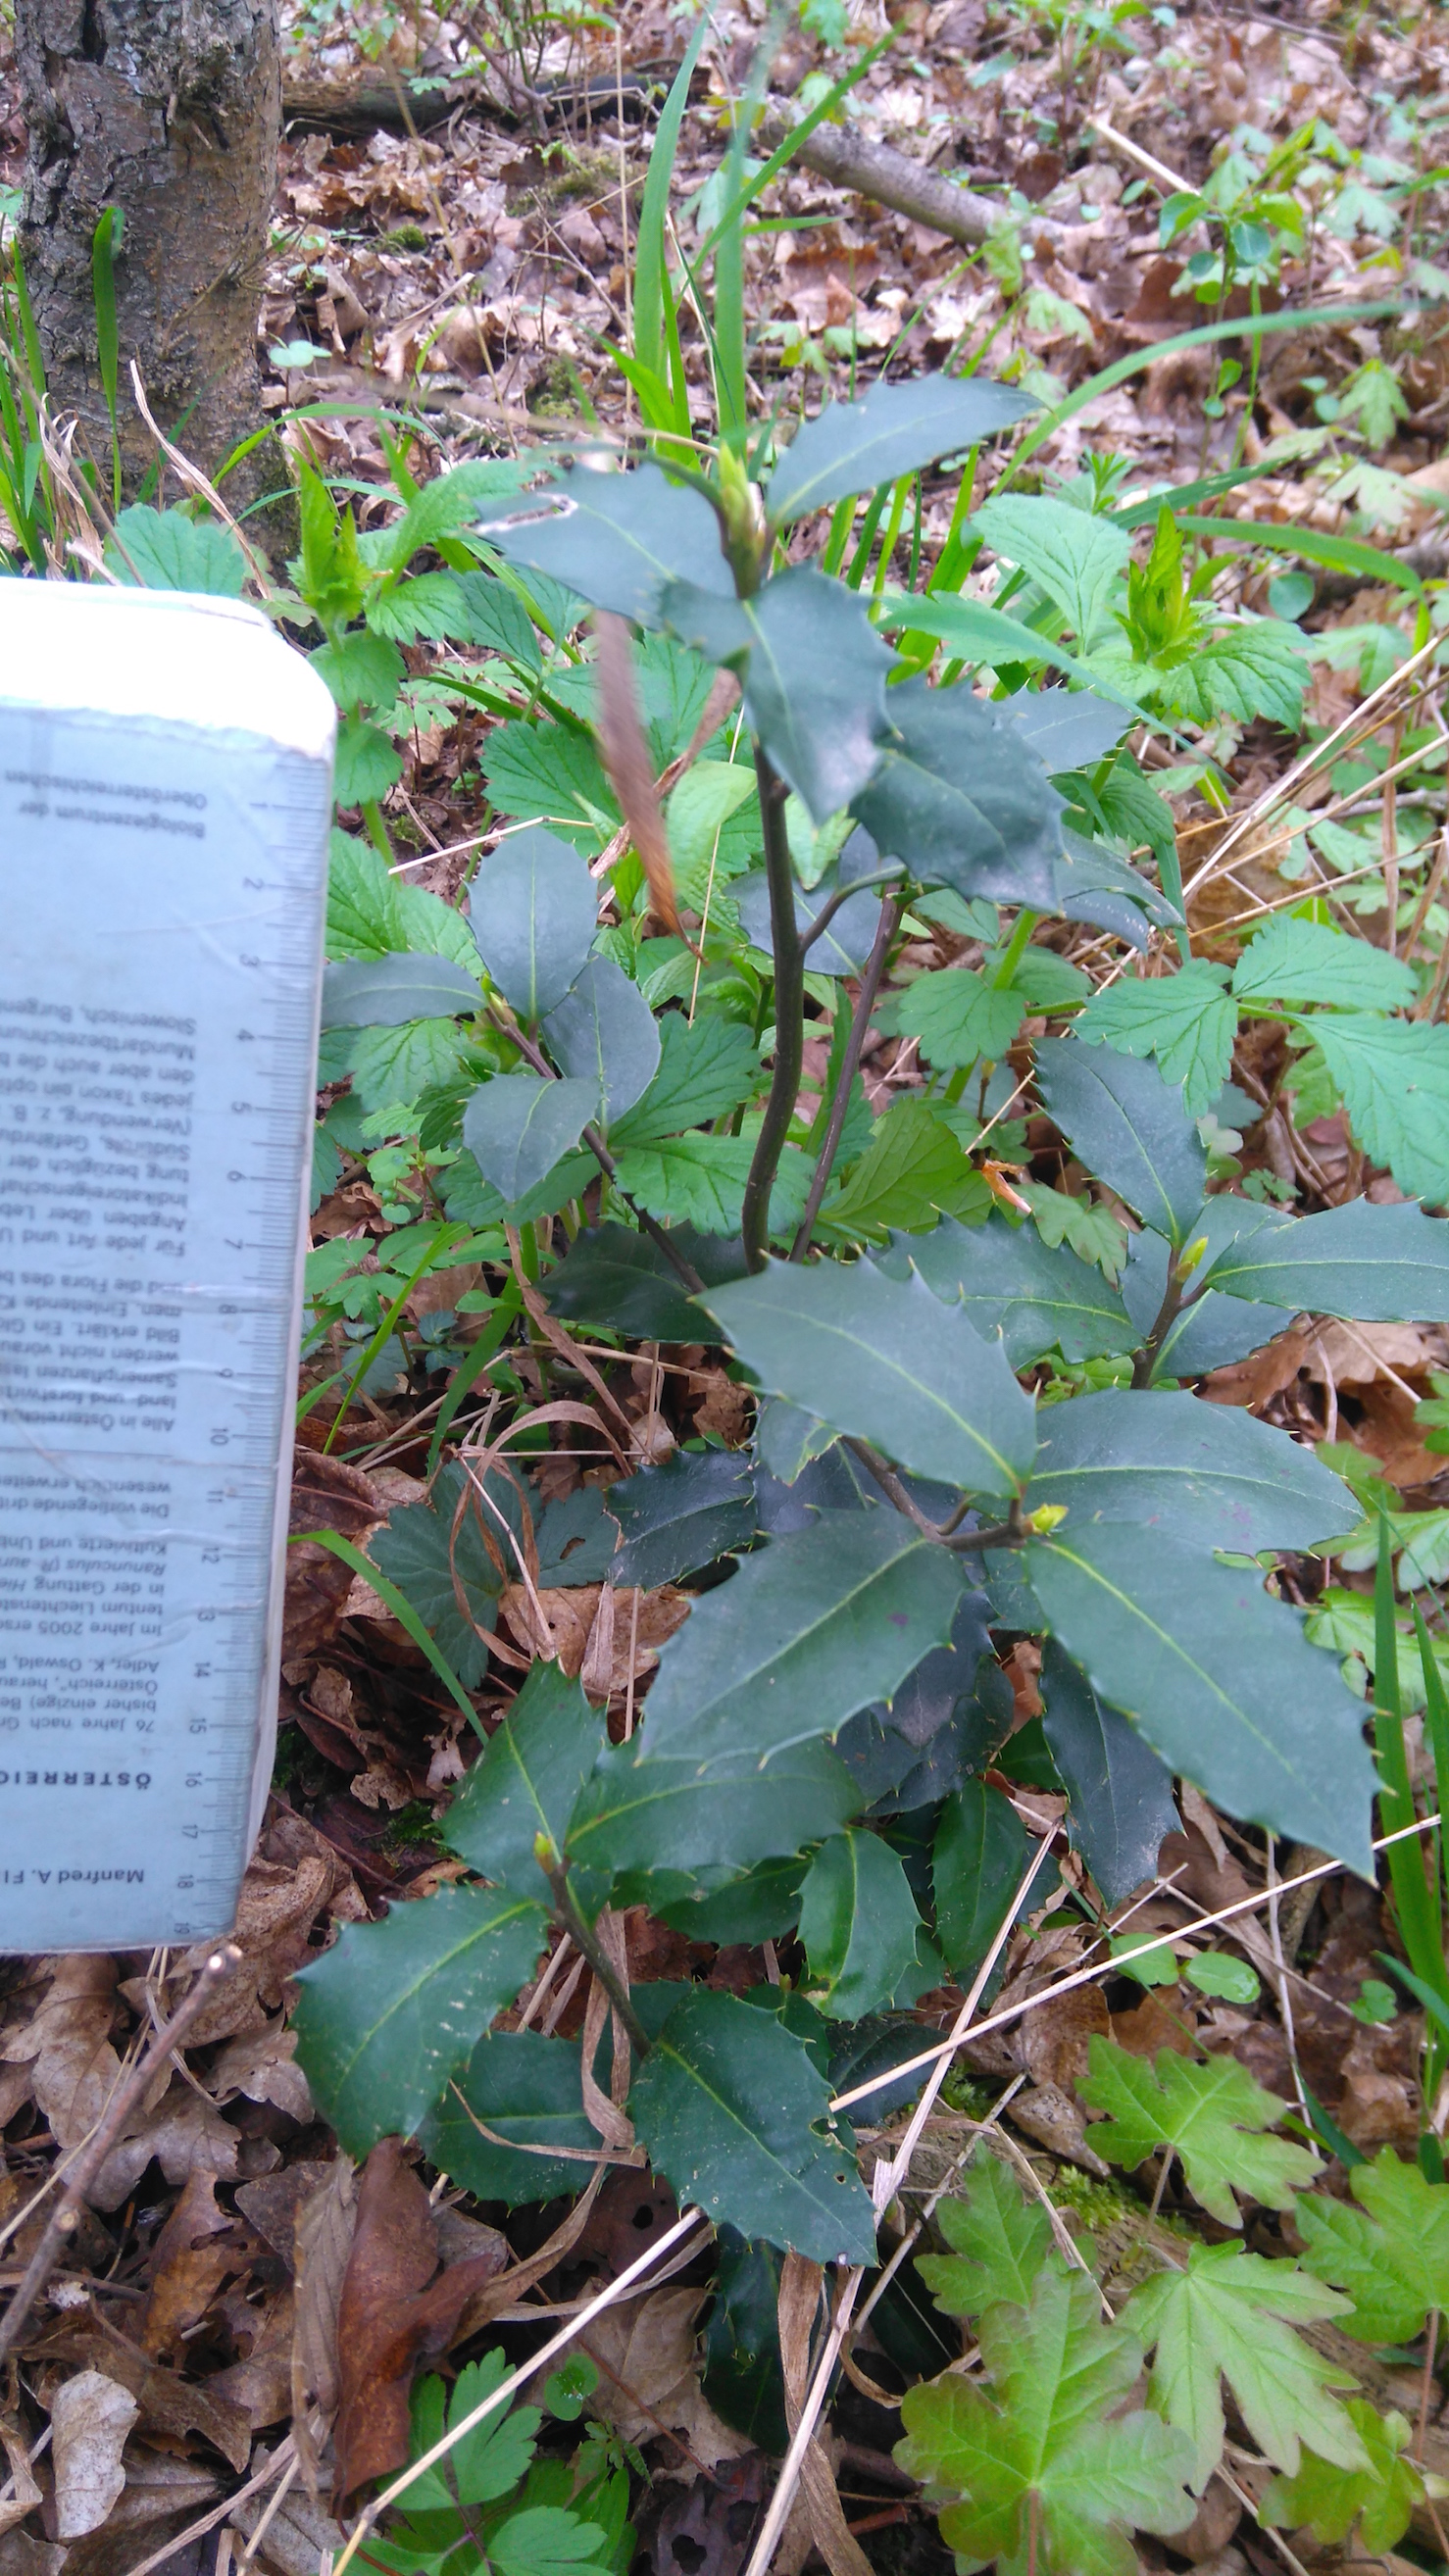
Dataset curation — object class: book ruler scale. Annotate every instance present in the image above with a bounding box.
[0,585,334,1950]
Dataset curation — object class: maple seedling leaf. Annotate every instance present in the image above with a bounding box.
[1294,2145,1449,2346]
[1078,2039,1319,2226]
[1123,2242,1365,2491]
[896,2269,1196,2576]
[490,2505,613,2576]
[1262,2401,1431,2553]
[917,2155,1071,2319]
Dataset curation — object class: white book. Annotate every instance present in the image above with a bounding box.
[0,583,335,1950]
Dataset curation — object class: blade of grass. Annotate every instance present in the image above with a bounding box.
[634,14,710,385]
[425,1278,523,1477]
[91,207,123,512]
[1374,1521,1449,2087]
[1175,515,1425,598]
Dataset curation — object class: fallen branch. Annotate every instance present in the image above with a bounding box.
[758,105,1033,253]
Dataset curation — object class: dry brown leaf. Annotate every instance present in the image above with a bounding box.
[777,2254,873,2576]
[542,2285,751,2474]
[209,2285,297,2431]
[332,2138,507,2502]
[210,2021,314,2124]
[50,2371,138,2539]
[6,1957,123,2159]
[151,1852,336,2048]
[1299,1320,1441,1386]
[1199,1331,1308,1412]
[142,2169,237,2357]
[691,1368,752,1447]
[0,2424,42,2542]
[291,2155,358,2497]
[1008,2083,1111,2177]
[503,1581,690,1684]
[1110,1990,1200,2059]
[91,2075,240,2212]
[231,2465,346,2576]
[1019,1985,1110,2093]
[52,2328,254,2473]
[284,1450,385,1658]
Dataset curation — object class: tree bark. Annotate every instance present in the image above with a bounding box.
[16,0,280,500]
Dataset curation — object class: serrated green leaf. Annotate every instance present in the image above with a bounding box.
[335,715,404,805]
[566,1739,860,1878]
[1232,916,1417,1013]
[470,824,599,1020]
[609,1014,762,1147]
[894,968,1026,1071]
[327,830,408,959]
[480,462,734,625]
[932,1778,1028,1980]
[917,2155,1068,2318]
[1202,1198,1449,1319]
[818,1097,993,1244]
[1263,2401,1425,2551]
[663,565,896,824]
[292,1885,548,2155]
[1124,2243,1361,2492]
[767,375,1034,524]
[420,2030,602,2205]
[608,1449,756,1589]
[1079,2039,1320,2228]
[109,503,248,594]
[974,493,1131,650]
[1040,1640,1179,1907]
[491,2504,613,2576]
[542,1220,748,1339]
[314,629,406,718]
[638,1511,966,1769]
[1025,1523,1376,1868]
[628,1987,877,2261]
[851,675,1067,911]
[1298,1014,1449,1205]
[404,2353,540,2513]
[613,1130,808,1235]
[1075,964,1236,1118]
[704,1258,1037,1498]
[1294,2146,1449,2345]
[481,720,621,851]
[322,951,484,1028]
[1024,1389,1357,1553]
[906,1217,1137,1368]
[798,1828,923,2019]
[1166,621,1306,728]
[665,761,760,911]
[446,1660,603,1898]
[463,1072,598,1204]
[1036,1038,1207,1246]
[1017,1182,1130,1283]
[896,2269,1196,2576]
[343,1016,469,1112]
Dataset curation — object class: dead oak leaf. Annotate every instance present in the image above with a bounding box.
[50,2372,138,2540]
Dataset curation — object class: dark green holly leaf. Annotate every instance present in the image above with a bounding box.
[1035,1038,1207,1246]
[1123,2242,1363,2492]
[479,463,733,625]
[420,2030,602,2205]
[463,1072,597,1204]
[542,1221,748,1340]
[1040,1641,1178,1907]
[292,1886,548,2155]
[703,2233,789,2452]
[1262,2399,1426,2553]
[735,851,891,979]
[766,375,1034,525]
[1053,833,1181,951]
[895,2269,1196,2576]
[917,2154,1068,2318]
[834,1590,1004,1812]
[1123,1228,1286,1380]
[628,1987,877,2261]
[609,1014,761,1148]
[1075,963,1236,1118]
[906,1215,1136,1367]
[1024,1388,1357,1553]
[321,952,483,1029]
[703,1258,1037,1499]
[798,1829,924,2019]
[655,1855,809,1945]
[446,1660,602,1898]
[537,1486,621,1586]
[1294,2145,1449,2346]
[542,954,660,1121]
[368,1461,503,1687]
[1202,1198,1449,1321]
[1080,2038,1320,2227]
[932,1779,1028,1979]
[663,566,895,823]
[566,1738,859,1879]
[851,676,1067,910]
[818,1097,994,1245]
[607,1449,756,1589]
[469,824,599,1019]
[1026,1523,1375,1869]
[1003,688,1130,773]
[638,1511,967,1768]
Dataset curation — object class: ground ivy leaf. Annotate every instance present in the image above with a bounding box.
[1079,2038,1320,2228]
[1075,962,1236,1118]
[292,1886,548,2155]
[1040,1640,1179,1907]
[902,1215,1136,1368]
[479,463,733,625]
[638,1511,966,1769]
[797,1828,923,2019]
[1025,1522,1376,1869]
[1124,2242,1363,2492]
[1294,2146,1449,2345]
[627,1988,877,2261]
[916,2154,1068,2318]
[851,675,1067,911]
[1203,1197,1449,1320]
[1232,916,1417,1014]
[445,1660,603,1900]
[1262,2401,1426,2553]
[1035,1038,1207,1247]
[896,2269,1196,2576]
[1024,1388,1358,1554]
[703,1257,1037,1499]
[566,1739,860,1877]
[766,375,1034,523]
[932,1780,1028,1980]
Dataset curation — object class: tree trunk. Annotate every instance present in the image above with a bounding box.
[16,0,280,501]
